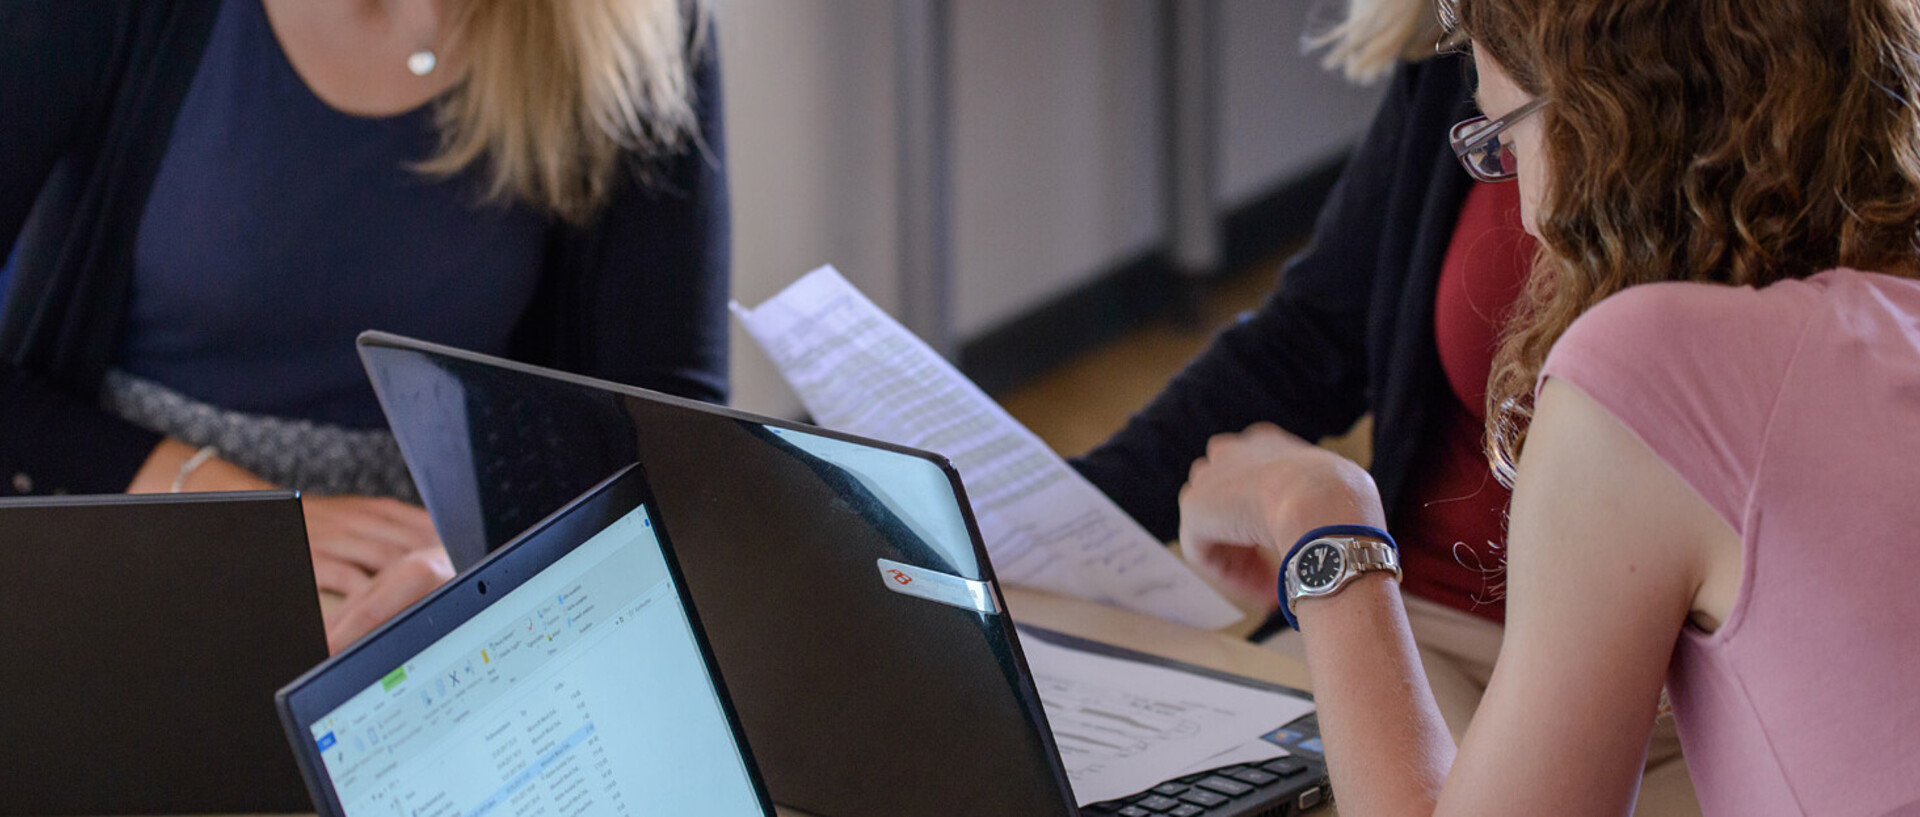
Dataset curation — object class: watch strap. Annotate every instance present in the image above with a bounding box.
[1347,539,1401,577]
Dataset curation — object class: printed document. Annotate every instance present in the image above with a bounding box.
[733,266,1242,629]
[1019,630,1314,805]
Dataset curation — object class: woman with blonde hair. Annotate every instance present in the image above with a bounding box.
[1078,1,1703,807]
[1179,0,1920,813]
[0,0,726,648]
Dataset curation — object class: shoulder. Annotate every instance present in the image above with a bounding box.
[1541,276,1835,532]
[1545,272,1913,395]
[1548,278,1824,386]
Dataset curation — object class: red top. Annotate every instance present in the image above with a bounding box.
[1393,181,1534,622]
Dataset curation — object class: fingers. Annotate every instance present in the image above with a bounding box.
[1202,430,1242,462]
[1183,426,1387,548]
[359,498,442,550]
[304,496,447,650]
[1202,423,1310,465]
[327,499,438,552]
[325,548,454,653]
[309,528,409,575]
[312,555,375,597]
[303,496,444,577]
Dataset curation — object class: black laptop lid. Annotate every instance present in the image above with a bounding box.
[0,491,325,815]
[359,332,1078,817]
[276,465,775,816]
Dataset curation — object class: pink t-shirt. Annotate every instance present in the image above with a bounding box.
[1541,269,1920,817]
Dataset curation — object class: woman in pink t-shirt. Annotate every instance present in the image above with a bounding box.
[1175,1,1920,815]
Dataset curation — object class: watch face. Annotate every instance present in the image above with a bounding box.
[1296,542,1344,590]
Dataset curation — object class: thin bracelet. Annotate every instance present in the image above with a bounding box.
[170,446,220,493]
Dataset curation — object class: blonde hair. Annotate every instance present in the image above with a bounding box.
[1307,0,1445,83]
[418,0,709,224]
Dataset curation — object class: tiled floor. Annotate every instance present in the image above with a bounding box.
[1000,257,1372,467]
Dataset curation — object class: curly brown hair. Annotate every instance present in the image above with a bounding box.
[1445,0,1920,482]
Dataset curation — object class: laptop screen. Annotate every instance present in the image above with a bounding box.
[302,501,764,816]
[359,333,1082,815]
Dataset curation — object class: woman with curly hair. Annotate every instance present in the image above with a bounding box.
[1178,0,1920,813]
[1077,1,1701,808]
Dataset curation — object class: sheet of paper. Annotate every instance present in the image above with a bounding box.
[1018,632,1316,805]
[1177,739,1289,776]
[732,266,1242,629]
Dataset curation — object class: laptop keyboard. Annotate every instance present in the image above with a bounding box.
[1080,710,1329,817]
[1081,756,1324,816]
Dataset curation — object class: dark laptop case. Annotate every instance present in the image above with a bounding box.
[0,492,326,815]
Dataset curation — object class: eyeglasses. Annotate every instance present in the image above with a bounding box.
[1449,97,1546,183]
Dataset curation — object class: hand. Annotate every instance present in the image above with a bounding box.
[324,547,454,653]
[1178,423,1386,606]
[303,496,443,596]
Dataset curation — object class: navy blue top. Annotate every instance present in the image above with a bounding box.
[118,0,545,429]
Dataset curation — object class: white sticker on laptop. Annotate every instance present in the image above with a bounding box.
[877,559,1001,615]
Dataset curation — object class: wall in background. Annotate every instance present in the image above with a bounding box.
[1217,0,1379,208]
[715,0,901,417]
[714,0,1383,417]
[949,0,1166,339]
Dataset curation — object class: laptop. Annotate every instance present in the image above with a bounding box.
[358,332,1331,817]
[0,491,326,815]
[275,465,775,816]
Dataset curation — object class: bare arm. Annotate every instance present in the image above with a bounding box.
[1428,378,1727,814]
[1179,378,1733,815]
[1180,427,1450,817]
[1297,573,1453,817]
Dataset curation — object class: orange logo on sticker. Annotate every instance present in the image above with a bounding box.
[886,569,913,586]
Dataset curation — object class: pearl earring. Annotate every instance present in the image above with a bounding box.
[407,49,436,76]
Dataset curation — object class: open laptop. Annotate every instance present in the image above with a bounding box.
[275,464,775,816]
[0,491,326,815]
[358,332,1330,817]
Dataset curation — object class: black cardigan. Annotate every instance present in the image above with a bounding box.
[0,1,731,497]
[1073,56,1478,625]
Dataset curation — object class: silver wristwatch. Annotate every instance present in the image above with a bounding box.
[1283,534,1402,613]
